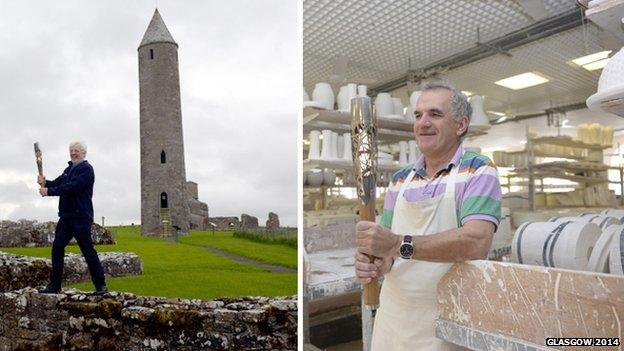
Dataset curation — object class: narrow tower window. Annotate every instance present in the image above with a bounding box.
[161,150,166,163]
[160,192,168,208]
[150,49,154,60]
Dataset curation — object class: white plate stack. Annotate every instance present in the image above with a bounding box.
[609,226,624,275]
[549,214,620,230]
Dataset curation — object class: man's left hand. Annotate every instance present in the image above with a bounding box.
[356,220,401,258]
[39,187,48,196]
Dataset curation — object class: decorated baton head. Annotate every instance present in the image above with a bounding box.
[350,96,377,205]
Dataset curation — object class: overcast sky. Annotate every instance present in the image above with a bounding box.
[0,1,298,226]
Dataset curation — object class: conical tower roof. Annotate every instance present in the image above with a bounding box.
[139,9,177,48]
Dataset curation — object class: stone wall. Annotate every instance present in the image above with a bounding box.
[209,217,240,230]
[0,252,142,292]
[0,288,297,350]
[266,212,280,231]
[0,220,115,247]
[240,214,259,230]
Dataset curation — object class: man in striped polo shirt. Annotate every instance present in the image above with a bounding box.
[355,80,502,350]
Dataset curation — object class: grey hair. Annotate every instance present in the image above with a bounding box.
[420,79,472,123]
[69,141,87,153]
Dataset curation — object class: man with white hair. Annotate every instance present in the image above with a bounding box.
[37,141,107,295]
[355,80,502,350]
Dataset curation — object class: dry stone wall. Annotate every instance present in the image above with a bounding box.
[0,288,297,350]
[209,217,240,230]
[0,252,142,292]
[0,220,115,247]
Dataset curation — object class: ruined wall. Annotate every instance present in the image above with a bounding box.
[0,220,115,247]
[240,214,259,230]
[0,252,142,292]
[265,212,280,231]
[209,217,240,230]
[0,288,297,350]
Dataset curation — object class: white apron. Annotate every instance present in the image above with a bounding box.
[371,161,464,351]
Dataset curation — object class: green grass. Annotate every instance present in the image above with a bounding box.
[179,230,297,269]
[0,226,296,299]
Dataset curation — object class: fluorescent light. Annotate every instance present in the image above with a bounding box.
[496,116,507,123]
[583,58,610,71]
[487,111,506,116]
[495,72,549,90]
[461,91,473,97]
[572,50,611,66]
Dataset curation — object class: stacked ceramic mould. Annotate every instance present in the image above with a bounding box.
[510,211,624,275]
[576,123,614,147]
[305,129,353,187]
[303,83,370,110]
[374,93,406,120]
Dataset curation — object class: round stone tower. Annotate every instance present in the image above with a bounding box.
[138,9,190,236]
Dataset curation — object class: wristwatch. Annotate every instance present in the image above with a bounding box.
[399,235,414,259]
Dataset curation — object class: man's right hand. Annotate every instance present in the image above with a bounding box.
[354,251,393,284]
[37,175,45,186]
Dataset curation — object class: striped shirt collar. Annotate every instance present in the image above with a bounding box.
[413,143,464,179]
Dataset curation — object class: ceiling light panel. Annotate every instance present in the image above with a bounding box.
[495,72,550,90]
[572,50,611,66]
[303,0,576,90]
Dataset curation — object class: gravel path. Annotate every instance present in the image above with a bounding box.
[202,246,296,273]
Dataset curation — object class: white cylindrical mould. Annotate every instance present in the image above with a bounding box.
[336,131,344,159]
[330,131,339,160]
[408,140,420,164]
[320,129,333,160]
[589,123,602,145]
[511,221,601,271]
[469,95,491,130]
[549,214,619,230]
[341,133,352,162]
[609,225,624,275]
[375,93,394,117]
[337,85,348,111]
[588,224,622,273]
[347,83,358,103]
[308,130,321,160]
[409,90,421,108]
[303,87,310,102]
[399,141,408,166]
[312,82,335,110]
[392,97,404,117]
[405,103,415,122]
[577,123,590,144]
[603,125,614,146]
[601,209,624,223]
[322,168,336,186]
[307,168,324,187]
[357,85,367,97]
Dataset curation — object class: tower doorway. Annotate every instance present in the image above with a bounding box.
[160,192,168,208]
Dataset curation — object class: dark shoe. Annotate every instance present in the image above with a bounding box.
[91,285,108,296]
[38,285,61,294]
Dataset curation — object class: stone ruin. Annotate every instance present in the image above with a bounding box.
[240,214,259,230]
[0,288,297,350]
[265,212,280,232]
[0,251,143,292]
[186,181,210,230]
[0,220,115,248]
[208,217,241,230]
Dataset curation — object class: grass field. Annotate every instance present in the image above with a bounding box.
[1,226,297,299]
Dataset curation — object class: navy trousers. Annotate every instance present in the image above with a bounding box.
[50,218,105,289]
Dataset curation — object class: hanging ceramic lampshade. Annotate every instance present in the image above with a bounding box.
[308,130,321,160]
[587,47,624,117]
[469,95,491,131]
[320,129,333,160]
[312,82,335,110]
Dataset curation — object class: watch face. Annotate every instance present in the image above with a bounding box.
[400,243,413,259]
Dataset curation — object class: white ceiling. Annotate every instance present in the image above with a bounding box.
[303,0,624,150]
